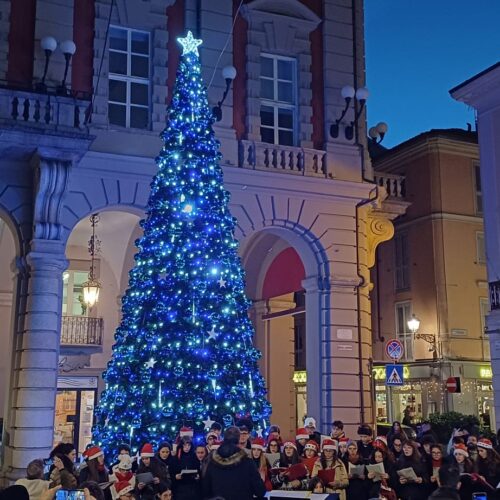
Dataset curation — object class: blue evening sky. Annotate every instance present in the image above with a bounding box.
[365,1,500,148]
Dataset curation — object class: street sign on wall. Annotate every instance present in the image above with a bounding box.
[386,364,404,386]
[385,339,404,361]
[446,376,461,393]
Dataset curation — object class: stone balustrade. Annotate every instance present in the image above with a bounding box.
[0,87,91,132]
[238,140,327,177]
[374,172,406,198]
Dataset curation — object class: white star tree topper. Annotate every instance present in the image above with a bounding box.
[177,31,202,56]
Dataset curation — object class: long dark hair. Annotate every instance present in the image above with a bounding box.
[477,448,500,476]
[400,440,421,463]
[86,457,108,482]
[50,443,75,459]
[320,450,338,470]
[280,448,300,466]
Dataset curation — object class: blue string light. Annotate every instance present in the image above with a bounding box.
[92,32,271,455]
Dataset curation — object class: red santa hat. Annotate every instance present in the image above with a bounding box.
[251,437,266,451]
[295,428,310,441]
[115,480,135,497]
[304,440,319,452]
[478,438,493,450]
[453,443,469,457]
[83,446,103,461]
[180,426,194,438]
[322,439,337,451]
[338,437,350,445]
[140,443,155,457]
[283,440,297,450]
[374,436,388,449]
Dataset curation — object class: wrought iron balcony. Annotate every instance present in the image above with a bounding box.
[374,172,406,199]
[0,81,91,133]
[238,140,327,177]
[61,316,103,347]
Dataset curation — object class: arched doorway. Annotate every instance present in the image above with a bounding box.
[59,210,142,454]
[242,231,311,437]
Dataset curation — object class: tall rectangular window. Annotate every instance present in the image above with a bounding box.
[474,163,483,215]
[395,301,413,361]
[394,233,410,291]
[108,26,150,129]
[260,54,297,146]
[480,297,490,335]
[476,231,486,264]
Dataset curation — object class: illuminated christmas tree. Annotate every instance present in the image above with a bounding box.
[93,32,271,453]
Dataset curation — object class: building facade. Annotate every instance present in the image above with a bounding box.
[0,0,404,480]
[451,62,500,431]
[371,129,493,426]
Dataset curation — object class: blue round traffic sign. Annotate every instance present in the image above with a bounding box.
[385,339,404,361]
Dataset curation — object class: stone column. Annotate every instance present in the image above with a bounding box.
[4,241,67,480]
[2,149,71,480]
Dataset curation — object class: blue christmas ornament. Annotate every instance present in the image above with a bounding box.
[91,31,271,455]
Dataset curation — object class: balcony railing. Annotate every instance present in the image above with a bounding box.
[0,83,91,132]
[61,316,103,346]
[239,140,327,177]
[374,172,406,198]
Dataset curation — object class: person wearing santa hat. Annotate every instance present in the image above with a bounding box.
[110,454,136,500]
[449,443,475,500]
[338,437,349,463]
[114,479,136,499]
[79,446,110,491]
[301,440,319,475]
[271,440,309,491]
[250,438,272,491]
[136,443,170,500]
[311,439,348,500]
[295,428,310,456]
[476,438,500,499]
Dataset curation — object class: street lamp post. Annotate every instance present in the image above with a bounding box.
[407,314,438,360]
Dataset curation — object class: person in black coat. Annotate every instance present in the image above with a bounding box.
[155,442,177,478]
[203,426,267,500]
[357,424,374,465]
[172,437,201,500]
[395,440,429,500]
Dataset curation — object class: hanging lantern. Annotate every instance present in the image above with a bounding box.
[82,278,101,307]
[83,213,102,308]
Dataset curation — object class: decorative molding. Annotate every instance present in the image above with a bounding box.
[32,151,74,240]
[58,355,91,373]
[366,214,394,269]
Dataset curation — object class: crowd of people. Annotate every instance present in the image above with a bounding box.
[2,417,500,500]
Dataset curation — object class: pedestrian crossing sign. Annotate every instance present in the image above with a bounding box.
[386,364,404,386]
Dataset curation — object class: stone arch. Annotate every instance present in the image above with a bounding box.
[240,220,331,431]
[240,220,330,299]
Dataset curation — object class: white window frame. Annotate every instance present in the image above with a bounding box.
[476,231,486,264]
[108,26,151,129]
[473,163,483,215]
[395,301,414,361]
[259,53,298,146]
[394,232,410,291]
